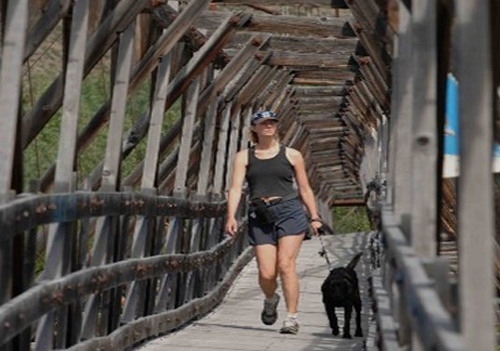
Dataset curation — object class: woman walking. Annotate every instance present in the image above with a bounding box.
[225,110,323,334]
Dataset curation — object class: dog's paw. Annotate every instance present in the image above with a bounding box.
[355,330,363,337]
[331,328,339,336]
[342,333,352,339]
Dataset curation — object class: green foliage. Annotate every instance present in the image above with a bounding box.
[331,206,371,234]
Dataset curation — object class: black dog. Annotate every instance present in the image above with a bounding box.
[321,252,363,338]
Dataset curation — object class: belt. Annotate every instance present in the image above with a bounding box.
[252,193,299,207]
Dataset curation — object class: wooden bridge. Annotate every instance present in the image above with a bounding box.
[0,1,497,350]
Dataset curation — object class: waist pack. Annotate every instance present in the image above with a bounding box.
[251,198,277,225]
[250,194,298,225]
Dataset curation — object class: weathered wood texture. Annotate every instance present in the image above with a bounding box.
[195,11,355,38]
[138,233,374,351]
[0,0,29,197]
[456,0,496,349]
[211,0,348,7]
[1,0,479,350]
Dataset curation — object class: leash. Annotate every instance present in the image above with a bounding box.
[318,231,333,271]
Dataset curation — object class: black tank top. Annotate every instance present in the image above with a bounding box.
[246,145,296,199]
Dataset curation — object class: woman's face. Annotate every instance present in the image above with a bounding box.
[251,119,278,137]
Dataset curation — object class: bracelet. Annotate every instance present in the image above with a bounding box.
[309,217,322,223]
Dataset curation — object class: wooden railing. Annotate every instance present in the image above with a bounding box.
[369,0,498,350]
[0,192,251,350]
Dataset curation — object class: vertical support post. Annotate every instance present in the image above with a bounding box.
[410,0,437,257]
[35,1,89,349]
[392,2,413,224]
[101,23,136,191]
[0,0,28,198]
[192,96,219,297]
[53,0,89,191]
[240,107,252,150]
[0,5,27,332]
[197,96,220,197]
[141,54,172,190]
[225,108,242,189]
[173,77,200,197]
[121,53,172,323]
[173,76,200,304]
[80,21,136,341]
[457,0,496,349]
[213,102,233,195]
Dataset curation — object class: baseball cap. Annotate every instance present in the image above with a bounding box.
[251,110,278,125]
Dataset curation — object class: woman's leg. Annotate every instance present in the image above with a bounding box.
[254,244,278,298]
[277,233,305,313]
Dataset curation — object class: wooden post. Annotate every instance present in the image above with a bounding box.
[197,97,220,197]
[101,23,136,190]
[0,4,28,349]
[213,102,233,195]
[141,55,172,189]
[0,0,28,198]
[121,53,172,323]
[80,22,136,341]
[457,0,496,349]
[35,1,89,349]
[173,77,201,198]
[172,77,201,304]
[225,108,242,188]
[410,0,437,257]
[392,2,413,226]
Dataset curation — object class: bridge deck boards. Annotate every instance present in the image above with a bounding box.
[137,232,374,351]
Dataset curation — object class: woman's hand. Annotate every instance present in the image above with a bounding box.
[225,217,238,237]
[310,220,323,236]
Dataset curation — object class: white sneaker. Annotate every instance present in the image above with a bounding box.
[279,316,300,334]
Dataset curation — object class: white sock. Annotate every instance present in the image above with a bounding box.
[287,313,298,319]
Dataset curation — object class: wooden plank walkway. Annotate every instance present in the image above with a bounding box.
[138,232,375,351]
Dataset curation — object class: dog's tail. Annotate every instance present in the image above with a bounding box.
[347,252,363,270]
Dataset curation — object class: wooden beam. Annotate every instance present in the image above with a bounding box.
[54,0,90,190]
[173,77,200,197]
[0,0,29,197]
[24,0,72,62]
[150,4,230,66]
[141,54,172,189]
[38,3,232,191]
[293,68,357,82]
[21,0,147,148]
[101,23,136,190]
[267,51,352,68]
[196,95,220,197]
[227,34,358,54]
[234,65,276,107]
[195,11,355,38]
[164,14,245,109]
[410,0,438,258]
[197,34,270,113]
[212,103,232,194]
[457,0,496,349]
[245,4,281,15]
[293,86,347,97]
[211,0,348,8]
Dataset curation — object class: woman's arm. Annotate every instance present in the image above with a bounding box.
[287,148,322,234]
[225,150,248,236]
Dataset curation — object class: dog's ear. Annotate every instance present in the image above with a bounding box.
[346,253,363,270]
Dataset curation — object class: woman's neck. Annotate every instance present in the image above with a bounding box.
[256,137,278,150]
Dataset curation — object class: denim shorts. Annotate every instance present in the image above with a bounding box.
[248,198,309,246]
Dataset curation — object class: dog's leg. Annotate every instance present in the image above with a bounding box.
[324,302,339,335]
[342,304,352,339]
[354,295,363,337]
